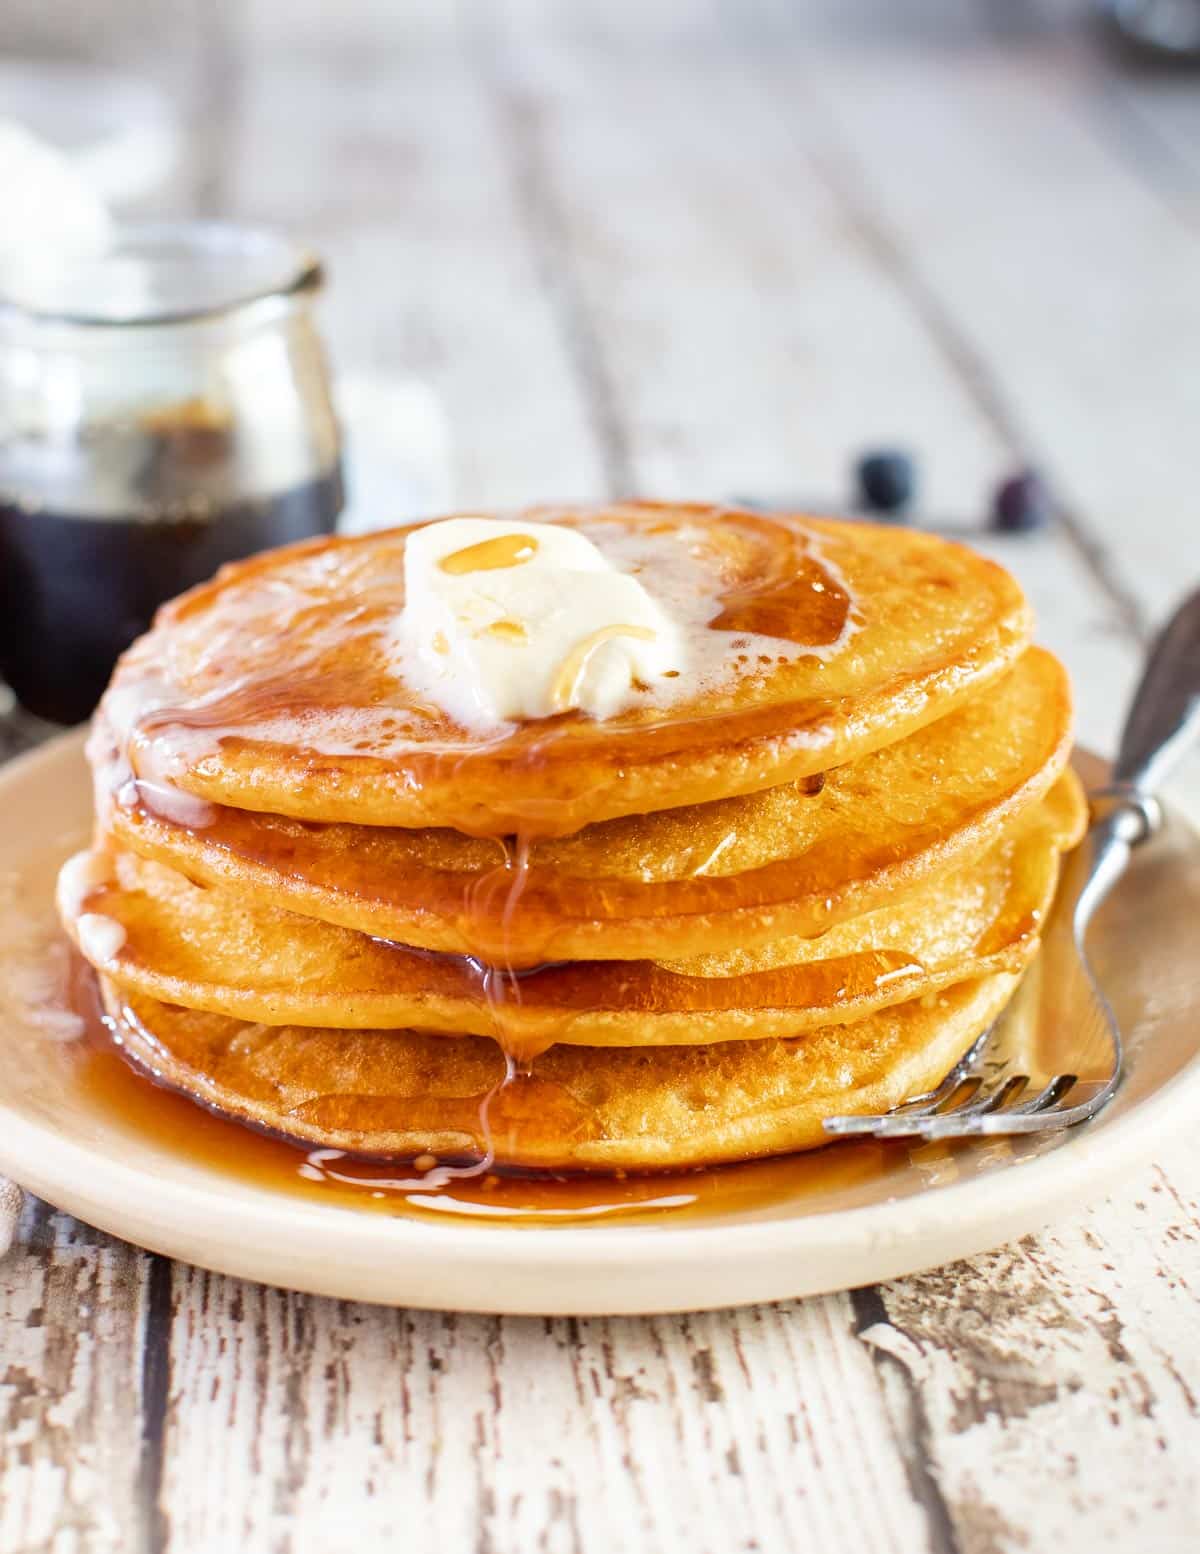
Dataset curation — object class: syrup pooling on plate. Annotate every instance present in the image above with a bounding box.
[63,963,910,1227]
[2,832,928,1225]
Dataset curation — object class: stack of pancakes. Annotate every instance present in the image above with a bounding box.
[61,503,1084,1172]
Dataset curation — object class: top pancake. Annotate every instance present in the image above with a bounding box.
[97,503,1031,835]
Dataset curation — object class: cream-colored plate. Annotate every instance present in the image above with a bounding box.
[1,730,1199,1315]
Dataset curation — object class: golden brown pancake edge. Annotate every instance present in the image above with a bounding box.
[101,505,1033,833]
[100,973,1020,1170]
[74,773,1085,1049]
[104,647,1073,964]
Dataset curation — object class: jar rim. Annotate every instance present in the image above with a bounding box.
[0,219,323,329]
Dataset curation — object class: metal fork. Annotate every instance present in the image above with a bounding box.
[823,587,1200,1143]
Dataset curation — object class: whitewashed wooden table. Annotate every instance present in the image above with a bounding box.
[3,2,1200,1549]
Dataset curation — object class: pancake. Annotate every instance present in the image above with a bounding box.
[100,974,1019,1170]
[96,503,1031,835]
[105,648,1073,964]
[68,503,1085,1178]
[67,773,1084,1051]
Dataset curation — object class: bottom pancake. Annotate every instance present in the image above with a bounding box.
[102,973,1018,1171]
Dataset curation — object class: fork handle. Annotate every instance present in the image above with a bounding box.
[1113,586,1200,795]
[1066,589,1200,1103]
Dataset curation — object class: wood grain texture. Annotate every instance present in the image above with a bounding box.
[0,1201,151,1554]
[156,1274,948,1554]
[756,15,1200,631]
[863,1131,1200,1552]
[1,1,1198,1550]
[218,17,609,511]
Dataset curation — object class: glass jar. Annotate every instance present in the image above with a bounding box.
[0,221,344,724]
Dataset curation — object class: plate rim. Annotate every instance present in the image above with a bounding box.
[2,727,1198,1308]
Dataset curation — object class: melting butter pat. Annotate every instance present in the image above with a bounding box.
[400,517,686,725]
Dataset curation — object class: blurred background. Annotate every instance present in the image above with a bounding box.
[1,0,1198,748]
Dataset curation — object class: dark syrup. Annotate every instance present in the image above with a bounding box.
[0,465,343,725]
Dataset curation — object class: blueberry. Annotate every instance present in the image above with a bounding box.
[991,468,1053,532]
[855,449,916,516]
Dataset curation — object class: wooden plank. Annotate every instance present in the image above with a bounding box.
[862,1133,1200,1551]
[144,13,1190,1554]
[0,1201,153,1554]
[531,24,1200,1541]
[1,9,226,1553]
[156,1273,952,1554]
[1075,17,1200,208]
[150,1129,1200,1554]
[220,19,609,510]
[1106,77,1200,200]
[733,19,1200,630]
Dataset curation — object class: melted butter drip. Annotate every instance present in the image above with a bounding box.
[438,532,539,575]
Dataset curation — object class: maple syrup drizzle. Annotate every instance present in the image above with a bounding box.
[80,509,871,1206]
[548,624,659,713]
[481,619,528,642]
[111,510,857,774]
[301,1047,518,1193]
[438,532,539,574]
[4,844,927,1227]
[708,514,853,644]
